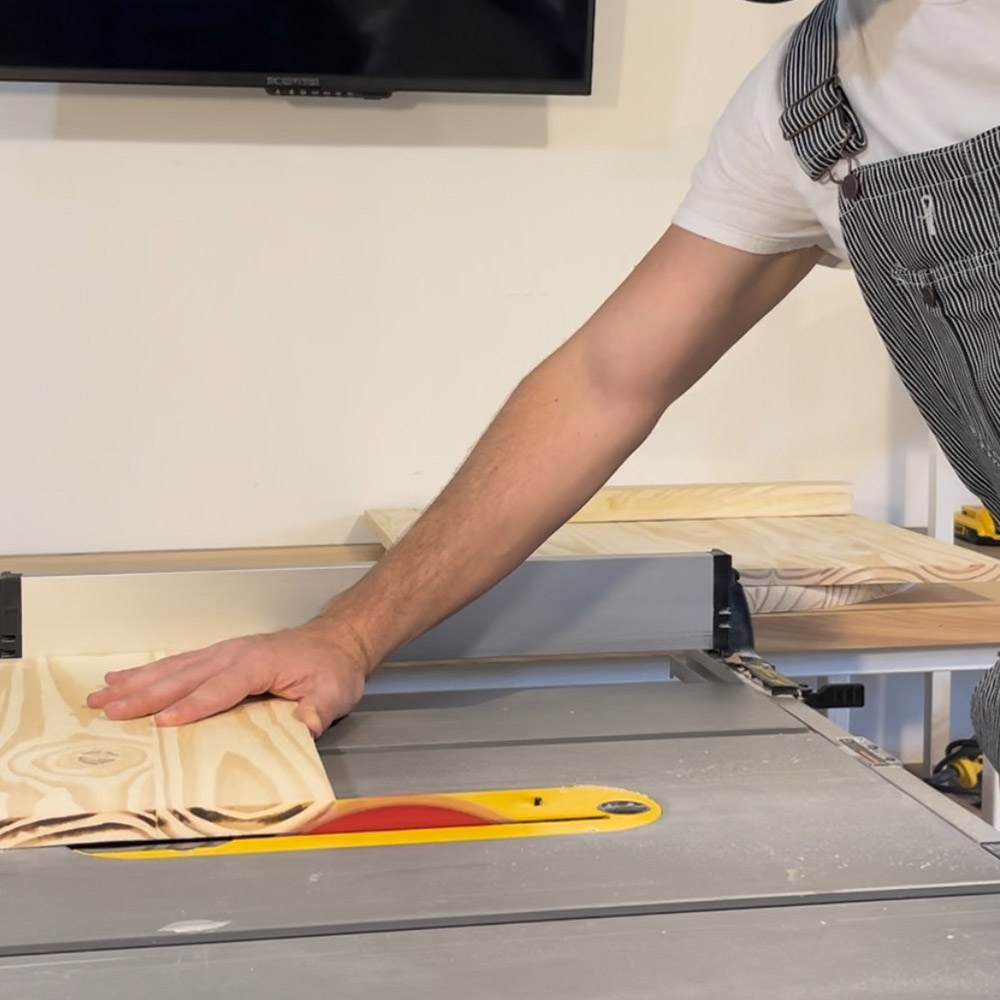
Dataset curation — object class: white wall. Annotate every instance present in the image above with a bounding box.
[0,0,955,555]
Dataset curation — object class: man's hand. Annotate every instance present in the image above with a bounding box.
[86,619,370,738]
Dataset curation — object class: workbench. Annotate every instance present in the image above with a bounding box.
[4,549,1000,997]
[756,580,1000,770]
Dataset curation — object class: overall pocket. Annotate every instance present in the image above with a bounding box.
[890,247,1000,462]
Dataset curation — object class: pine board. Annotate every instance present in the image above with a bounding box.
[551,516,1000,586]
[0,654,336,850]
[755,581,1000,652]
[366,507,422,550]
[365,481,853,549]
[0,542,382,577]
[570,481,853,522]
[365,508,1000,590]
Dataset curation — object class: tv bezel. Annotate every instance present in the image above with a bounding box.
[0,1,596,98]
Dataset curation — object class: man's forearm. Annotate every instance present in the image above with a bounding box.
[321,342,666,669]
[314,230,821,674]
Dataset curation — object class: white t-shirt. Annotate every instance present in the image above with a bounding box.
[673,0,1000,268]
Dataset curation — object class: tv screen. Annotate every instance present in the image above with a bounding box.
[0,0,595,97]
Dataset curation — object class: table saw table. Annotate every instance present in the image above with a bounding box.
[4,551,1000,998]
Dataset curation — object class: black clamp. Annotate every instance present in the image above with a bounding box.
[711,554,865,708]
[711,552,756,657]
[803,683,865,711]
[0,572,22,659]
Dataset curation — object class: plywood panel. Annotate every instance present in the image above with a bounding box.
[0,654,335,850]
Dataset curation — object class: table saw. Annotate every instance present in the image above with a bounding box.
[4,550,1000,998]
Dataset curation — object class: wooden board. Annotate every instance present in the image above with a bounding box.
[0,654,336,850]
[366,507,419,550]
[366,508,1000,589]
[365,481,853,549]
[547,516,1000,586]
[0,542,382,577]
[570,481,854,522]
[754,582,1000,653]
[366,507,421,550]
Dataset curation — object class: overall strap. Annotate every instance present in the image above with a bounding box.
[779,0,867,181]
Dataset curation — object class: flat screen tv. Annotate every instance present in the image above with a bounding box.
[0,0,596,98]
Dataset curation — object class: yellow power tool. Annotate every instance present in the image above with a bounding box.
[954,504,1000,544]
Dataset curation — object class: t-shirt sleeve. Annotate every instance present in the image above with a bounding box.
[672,32,841,266]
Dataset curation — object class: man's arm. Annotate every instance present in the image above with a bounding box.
[88,227,821,735]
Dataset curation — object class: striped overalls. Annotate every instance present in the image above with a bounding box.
[780,0,1000,768]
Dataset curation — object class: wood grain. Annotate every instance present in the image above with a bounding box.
[0,654,336,850]
[569,481,854,522]
[743,583,912,614]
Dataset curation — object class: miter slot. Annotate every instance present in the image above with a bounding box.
[318,682,808,755]
[10,897,1000,1000]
